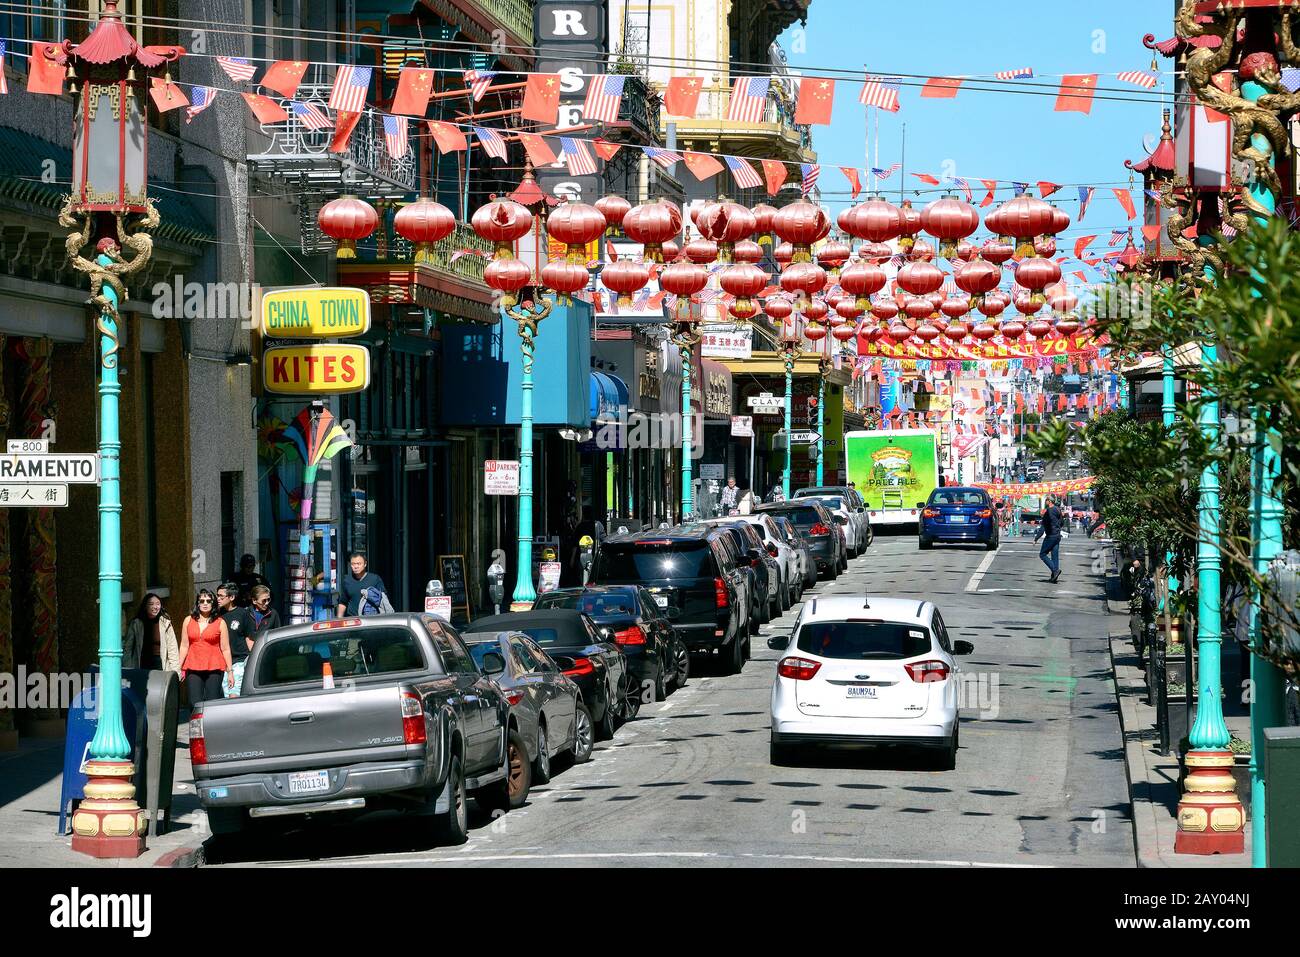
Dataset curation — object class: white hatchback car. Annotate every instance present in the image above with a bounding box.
[770,596,972,769]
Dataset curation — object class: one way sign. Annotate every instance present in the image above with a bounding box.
[788,430,821,444]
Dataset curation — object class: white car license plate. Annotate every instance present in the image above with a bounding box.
[846,686,877,698]
[288,770,331,795]
[653,595,668,608]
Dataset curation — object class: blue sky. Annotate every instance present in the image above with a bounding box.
[779,1,1173,244]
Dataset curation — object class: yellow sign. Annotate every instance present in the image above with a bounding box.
[263,344,370,395]
[260,287,371,338]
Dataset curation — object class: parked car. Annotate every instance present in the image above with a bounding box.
[919,486,999,550]
[194,614,525,848]
[697,518,780,622]
[756,500,844,580]
[769,596,973,769]
[797,493,870,557]
[533,585,687,700]
[774,514,818,591]
[464,609,631,741]
[742,512,802,608]
[462,631,592,783]
[592,526,751,674]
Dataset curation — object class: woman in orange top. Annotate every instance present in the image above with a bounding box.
[178,588,234,706]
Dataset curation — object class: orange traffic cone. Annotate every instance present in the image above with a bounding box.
[322,659,334,690]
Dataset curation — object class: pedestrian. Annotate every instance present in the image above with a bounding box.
[248,584,282,644]
[217,582,255,696]
[720,476,740,514]
[123,592,180,673]
[1034,495,1065,584]
[769,483,786,503]
[231,553,268,606]
[178,588,234,706]
[336,552,391,616]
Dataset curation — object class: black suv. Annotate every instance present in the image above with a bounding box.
[591,527,752,674]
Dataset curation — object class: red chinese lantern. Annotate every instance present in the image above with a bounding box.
[954,258,1001,302]
[719,262,768,319]
[697,201,757,262]
[940,297,971,321]
[896,261,944,296]
[1027,317,1054,339]
[1049,289,1078,313]
[1015,257,1063,303]
[803,322,828,342]
[751,203,778,235]
[978,295,1007,319]
[909,239,936,262]
[832,320,857,341]
[1034,237,1057,258]
[318,195,379,259]
[780,261,827,298]
[764,296,794,322]
[842,196,905,245]
[547,199,607,262]
[540,259,589,302]
[915,322,942,342]
[871,298,899,322]
[904,297,934,321]
[1055,316,1081,337]
[661,239,680,262]
[684,238,719,264]
[921,195,980,258]
[839,261,887,310]
[393,196,455,264]
[623,199,683,262]
[801,298,829,323]
[986,195,1054,258]
[888,320,913,341]
[483,256,532,308]
[970,322,998,341]
[955,240,976,261]
[897,199,923,251]
[774,242,795,267]
[659,261,710,299]
[602,258,651,306]
[943,321,969,342]
[860,241,893,263]
[835,298,864,322]
[733,239,763,263]
[1014,293,1042,318]
[772,200,831,262]
[1048,205,1071,237]
[858,323,883,347]
[817,238,852,276]
[595,194,631,233]
[982,239,1014,265]
[472,197,533,259]
[1001,319,1025,340]
[925,290,945,311]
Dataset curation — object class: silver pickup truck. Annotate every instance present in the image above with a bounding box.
[193,613,525,847]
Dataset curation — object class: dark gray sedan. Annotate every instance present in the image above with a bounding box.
[463,631,593,784]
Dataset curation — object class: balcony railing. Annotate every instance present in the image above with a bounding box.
[677,82,813,152]
[476,0,534,46]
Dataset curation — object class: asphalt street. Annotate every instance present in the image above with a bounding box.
[204,528,1136,868]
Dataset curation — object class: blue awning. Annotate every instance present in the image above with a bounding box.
[589,371,626,422]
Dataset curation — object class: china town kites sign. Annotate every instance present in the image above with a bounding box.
[976,477,1095,496]
[857,332,1109,361]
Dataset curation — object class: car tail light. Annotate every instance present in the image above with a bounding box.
[922,508,939,518]
[313,618,362,630]
[188,713,207,766]
[563,656,595,678]
[777,656,822,681]
[504,689,526,706]
[401,691,426,744]
[714,578,729,608]
[976,508,992,518]
[904,660,951,683]
[808,522,830,536]
[613,626,647,646]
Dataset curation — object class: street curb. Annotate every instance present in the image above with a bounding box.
[154,843,204,868]
[1107,632,1165,868]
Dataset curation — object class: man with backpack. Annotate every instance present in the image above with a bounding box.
[336,552,393,617]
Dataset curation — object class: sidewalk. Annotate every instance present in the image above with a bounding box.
[0,721,206,868]
[1097,544,1252,868]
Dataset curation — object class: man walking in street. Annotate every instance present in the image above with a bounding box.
[336,552,391,616]
[1035,495,1065,584]
[720,476,740,514]
[217,582,255,695]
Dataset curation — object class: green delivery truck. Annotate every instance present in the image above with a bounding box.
[845,429,941,527]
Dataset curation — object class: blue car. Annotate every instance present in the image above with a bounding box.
[919,487,999,550]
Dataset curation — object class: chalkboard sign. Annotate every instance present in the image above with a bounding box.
[436,554,471,624]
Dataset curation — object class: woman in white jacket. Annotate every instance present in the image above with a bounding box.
[123,593,180,673]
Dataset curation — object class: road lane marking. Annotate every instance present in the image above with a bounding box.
[278,850,1048,868]
[965,549,999,593]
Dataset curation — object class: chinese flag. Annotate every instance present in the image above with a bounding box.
[261,60,308,99]
[683,151,724,180]
[664,76,704,118]
[840,166,862,199]
[392,67,435,116]
[921,77,963,98]
[794,77,835,124]
[1073,235,1097,259]
[1037,394,1046,413]
[1037,181,1060,199]
[242,92,289,124]
[517,132,557,167]
[1016,393,1026,413]
[593,138,622,161]
[1055,74,1098,113]
[761,159,788,196]
[522,73,561,124]
[149,77,189,113]
[912,173,941,186]
[27,43,66,95]
[1114,188,1137,220]
[426,120,467,153]
[979,179,998,207]
[330,110,363,152]
[1141,223,1161,242]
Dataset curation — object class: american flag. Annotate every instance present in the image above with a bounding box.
[1108,229,1128,247]
[475,126,508,161]
[1117,70,1159,89]
[858,76,901,112]
[291,100,331,131]
[727,76,770,123]
[216,56,257,83]
[725,155,762,190]
[464,70,496,103]
[994,67,1034,80]
[383,114,409,159]
[800,163,820,197]
[946,176,973,203]
[582,74,626,124]
[644,147,683,169]
[871,163,902,180]
[1219,198,1238,238]
[1282,67,1300,93]
[185,86,216,123]
[0,40,6,95]
[328,65,372,114]
[562,137,596,174]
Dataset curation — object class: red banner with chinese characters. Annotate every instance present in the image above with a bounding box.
[975,477,1095,496]
[857,332,1108,360]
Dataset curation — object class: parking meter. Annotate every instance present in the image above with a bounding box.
[487,561,506,615]
[424,579,451,621]
[579,534,595,586]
